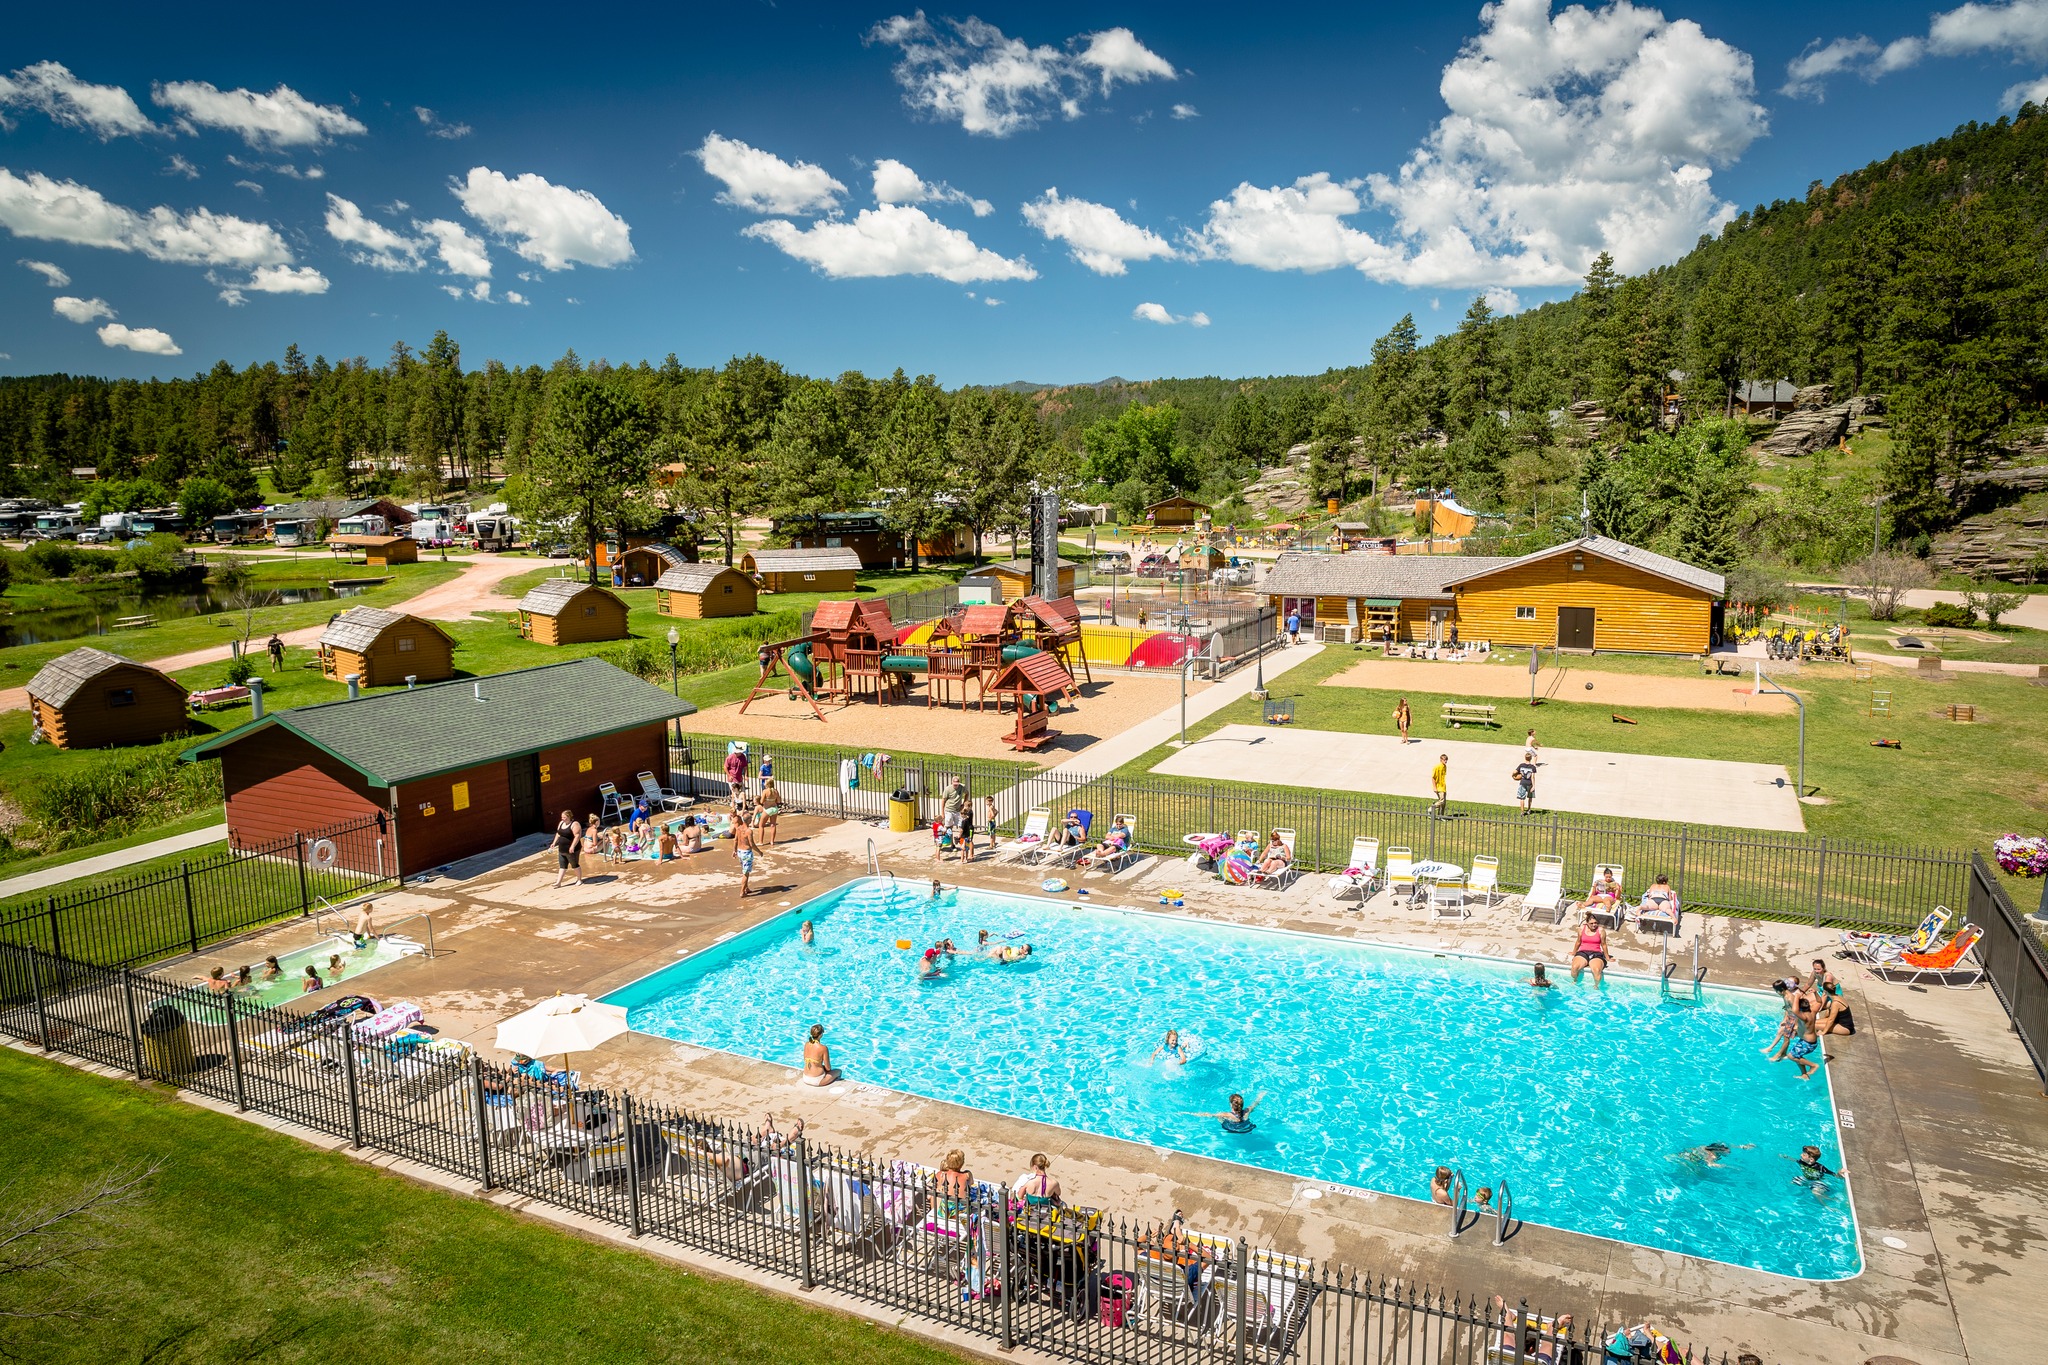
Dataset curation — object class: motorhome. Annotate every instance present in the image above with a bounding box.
[129,508,185,537]
[335,514,391,538]
[271,519,317,548]
[409,516,456,546]
[0,511,35,538]
[468,512,518,551]
[31,511,83,539]
[210,511,268,544]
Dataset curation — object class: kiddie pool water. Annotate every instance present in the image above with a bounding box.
[170,933,423,1017]
[605,878,1859,1280]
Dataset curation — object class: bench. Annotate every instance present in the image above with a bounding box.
[1440,702,1498,729]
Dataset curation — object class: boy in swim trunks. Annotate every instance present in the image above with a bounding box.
[734,816,758,897]
[1772,998,1822,1078]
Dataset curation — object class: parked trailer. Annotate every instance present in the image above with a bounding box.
[210,512,268,544]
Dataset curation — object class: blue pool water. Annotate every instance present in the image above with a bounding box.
[606,878,1859,1279]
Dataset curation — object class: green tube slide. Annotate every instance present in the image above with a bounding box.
[1000,643,1043,664]
[881,655,930,672]
[786,641,815,686]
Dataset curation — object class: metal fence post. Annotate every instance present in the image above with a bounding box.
[120,969,146,1079]
[223,992,248,1112]
[794,1135,816,1289]
[1677,825,1690,903]
[1315,791,1324,872]
[470,1057,496,1190]
[342,1025,364,1148]
[1209,784,1217,838]
[1814,837,1829,928]
[998,1191,1015,1351]
[295,830,310,911]
[1233,1237,1250,1365]
[1549,814,1559,857]
[623,1093,645,1238]
[180,862,199,954]
[45,897,63,962]
[25,947,53,1051]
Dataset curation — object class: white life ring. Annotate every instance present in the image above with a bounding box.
[310,838,338,868]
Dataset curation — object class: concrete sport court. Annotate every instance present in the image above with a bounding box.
[1151,724,1807,831]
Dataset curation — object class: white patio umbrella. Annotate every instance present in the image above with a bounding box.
[493,994,629,1074]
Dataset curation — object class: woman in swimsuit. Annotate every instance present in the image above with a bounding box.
[801,1023,839,1086]
[1576,870,1621,919]
[1569,915,1609,984]
[934,1149,973,1218]
[260,955,284,982]
[1014,1152,1062,1207]
[1202,1092,1262,1133]
[994,943,1033,963]
[1257,830,1292,878]
[1152,1029,1188,1065]
[1430,1166,1454,1205]
[757,780,783,848]
[551,810,583,888]
[799,920,815,946]
[582,815,603,865]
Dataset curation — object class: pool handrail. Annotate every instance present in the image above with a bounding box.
[1494,1177,1513,1246]
[309,897,436,959]
[1448,1167,1468,1239]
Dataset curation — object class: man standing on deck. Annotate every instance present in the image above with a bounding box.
[1431,754,1449,818]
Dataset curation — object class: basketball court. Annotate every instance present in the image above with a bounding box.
[1151,724,1806,831]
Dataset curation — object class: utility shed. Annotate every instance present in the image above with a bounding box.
[655,563,758,619]
[26,647,189,749]
[959,558,1076,602]
[518,580,631,645]
[318,607,455,688]
[183,658,695,875]
[739,547,861,593]
[1444,537,1725,655]
[329,534,419,566]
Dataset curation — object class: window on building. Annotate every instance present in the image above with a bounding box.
[106,687,137,707]
[397,636,415,652]
[1515,606,1535,620]
[721,584,732,594]
[583,605,597,617]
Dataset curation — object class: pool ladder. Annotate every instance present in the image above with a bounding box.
[1448,1169,1515,1246]
[1658,937,1708,996]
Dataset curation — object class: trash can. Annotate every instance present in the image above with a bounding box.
[139,1002,196,1076]
[888,789,917,833]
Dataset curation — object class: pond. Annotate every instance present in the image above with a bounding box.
[0,582,372,649]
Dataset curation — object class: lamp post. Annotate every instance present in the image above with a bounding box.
[666,626,681,743]
[1255,603,1265,694]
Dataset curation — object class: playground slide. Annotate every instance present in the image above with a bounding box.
[786,641,817,686]
[881,655,929,672]
[1000,643,1042,664]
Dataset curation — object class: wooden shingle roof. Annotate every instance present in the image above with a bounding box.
[518,579,621,617]
[1442,536,1726,598]
[318,606,451,653]
[743,547,862,574]
[26,647,169,708]
[654,563,747,594]
[1260,552,1516,601]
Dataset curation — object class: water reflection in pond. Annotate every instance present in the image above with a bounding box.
[0,582,370,648]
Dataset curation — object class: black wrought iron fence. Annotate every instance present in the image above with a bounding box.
[1970,853,2048,1091]
[1,941,1731,1365]
[0,815,395,968]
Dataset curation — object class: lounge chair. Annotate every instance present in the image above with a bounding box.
[1039,810,1095,868]
[1327,837,1380,902]
[1870,924,1985,988]
[1583,864,1627,928]
[1249,826,1299,890]
[1522,855,1566,923]
[1091,815,1142,874]
[1841,906,1951,963]
[638,770,692,813]
[1467,854,1501,909]
[1429,879,1468,921]
[997,808,1051,861]
[596,781,634,826]
[1385,846,1415,905]
[1217,1244,1319,1361]
[1635,885,1682,936]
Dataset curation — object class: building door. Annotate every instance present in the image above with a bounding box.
[1558,606,1596,651]
[506,753,542,835]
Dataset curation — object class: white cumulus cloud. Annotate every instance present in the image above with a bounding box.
[19,258,69,286]
[53,295,114,323]
[505,289,528,305]
[1171,103,1199,119]
[454,166,634,270]
[1132,301,1209,327]
[1483,285,1522,314]
[2004,71,2048,105]
[1022,189,1176,275]
[744,203,1036,283]
[694,133,846,214]
[1191,0,1766,289]
[416,217,491,276]
[247,263,328,294]
[153,79,365,148]
[1783,0,2048,97]
[164,154,199,179]
[97,322,180,355]
[0,168,293,267]
[324,193,424,270]
[872,158,992,216]
[0,61,161,139]
[868,14,1175,136]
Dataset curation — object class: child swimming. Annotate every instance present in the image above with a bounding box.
[1200,1092,1262,1133]
[1151,1029,1188,1065]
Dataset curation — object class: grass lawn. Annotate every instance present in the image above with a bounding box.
[0,561,463,681]
[1119,646,2048,860]
[0,1050,963,1365]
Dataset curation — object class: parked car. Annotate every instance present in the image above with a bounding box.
[1136,554,1169,577]
[1210,565,1253,586]
[1093,552,1132,573]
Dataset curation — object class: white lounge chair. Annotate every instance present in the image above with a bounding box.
[1327,836,1380,901]
[998,808,1051,861]
[1385,846,1416,906]
[1089,815,1141,875]
[1841,906,1951,963]
[597,781,634,826]
[1251,826,1299,889]
[1522,855,1566,923]
[638,770,691,812]
[1468,855,1501,908]
[1583,864,1627,928]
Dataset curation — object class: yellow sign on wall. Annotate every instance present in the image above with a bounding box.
[539,763,551,784]
[578,757,593,773]
[451,781,470,811]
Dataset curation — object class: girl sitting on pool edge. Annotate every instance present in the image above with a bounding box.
[801,1023,839,1087]
[1200,1092,1263,1133]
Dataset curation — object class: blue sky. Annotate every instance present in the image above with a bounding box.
[4,1,2046,385]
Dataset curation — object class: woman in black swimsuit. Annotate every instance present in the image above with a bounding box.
[551,809,583,888]
[1201,1092,1263,1133]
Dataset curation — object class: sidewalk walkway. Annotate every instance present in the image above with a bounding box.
[0,823,227,901]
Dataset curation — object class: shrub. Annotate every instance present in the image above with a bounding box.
[1922,601,1974,628]
[224,654,256,687]
[25,540,76,578]
[20,745,224,851]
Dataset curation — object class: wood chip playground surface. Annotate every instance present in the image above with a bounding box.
[1323,657,1798,713]
[1151,724,1808,831]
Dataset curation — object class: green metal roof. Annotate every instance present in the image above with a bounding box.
[183,657,694,787]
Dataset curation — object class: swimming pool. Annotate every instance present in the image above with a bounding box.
[167,933,424,1018]
[606,878,1859,1279]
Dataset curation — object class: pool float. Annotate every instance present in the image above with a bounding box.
[895,939,913,950]
[1220,853,1255,885]
[1041,878,1068,893]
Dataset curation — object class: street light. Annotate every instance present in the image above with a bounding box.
[666,625,681,743]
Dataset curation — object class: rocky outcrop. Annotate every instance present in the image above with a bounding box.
[1931,494,2048,578]
[1560,400,1610,443]
[1957,466,2048,493]
[1759,402,1851,457]
[1794,383,1834,410]
[1846,394,1886,421]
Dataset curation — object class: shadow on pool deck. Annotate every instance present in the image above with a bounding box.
[176,813,2046,1365]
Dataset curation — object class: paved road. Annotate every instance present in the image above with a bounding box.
[1804,582,2048,630]
[0,822,227,901]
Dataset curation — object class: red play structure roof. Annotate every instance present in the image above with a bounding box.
[989,651,1076,697]
[958,603,1014,637]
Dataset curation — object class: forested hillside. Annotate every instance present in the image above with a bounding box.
[2,106,2044,577]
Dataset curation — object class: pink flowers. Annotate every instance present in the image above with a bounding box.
[1994,834,2048,877]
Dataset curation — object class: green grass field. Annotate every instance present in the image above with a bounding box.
[0,1049,963,1365]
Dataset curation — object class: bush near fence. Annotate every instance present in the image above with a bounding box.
[1,943,1730,1365]
[0,815,394,967]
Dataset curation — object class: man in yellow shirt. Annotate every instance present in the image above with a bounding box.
[1431,754,1449,817]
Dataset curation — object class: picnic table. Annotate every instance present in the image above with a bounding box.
[1440,701,1498,729]
[187,685,252,710]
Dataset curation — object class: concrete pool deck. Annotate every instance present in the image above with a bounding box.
[1151,725,1809,832]
[155,814,2044,1365]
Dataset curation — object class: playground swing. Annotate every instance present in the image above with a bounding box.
[739,637,830,720]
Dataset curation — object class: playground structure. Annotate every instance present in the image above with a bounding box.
[986,651,1081,752]
[1015,594,1094,685]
